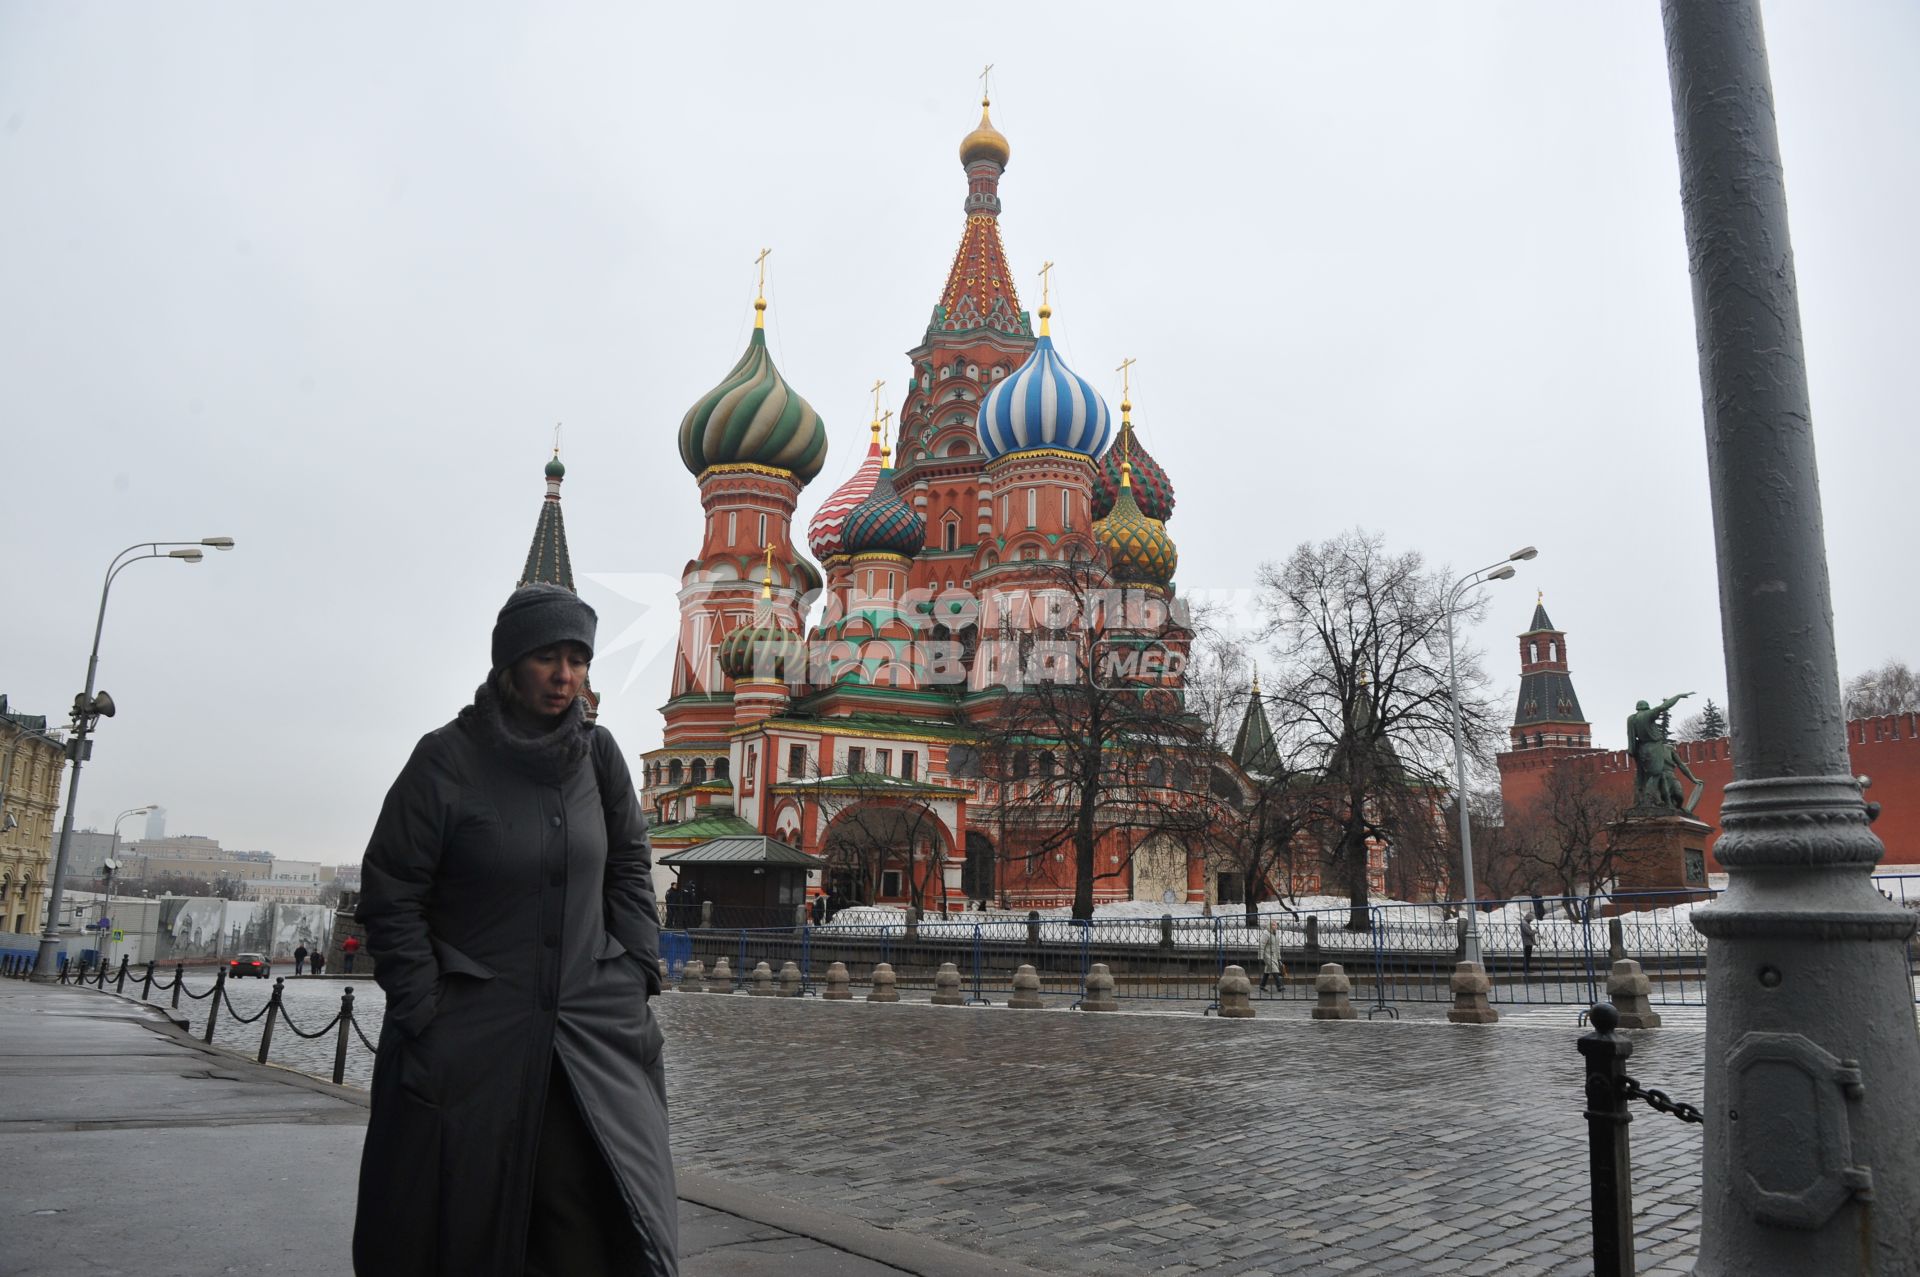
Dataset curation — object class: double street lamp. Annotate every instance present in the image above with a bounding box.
[1443,545,1537,966]
[32,538,236,980]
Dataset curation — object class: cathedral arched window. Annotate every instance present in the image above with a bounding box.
[1548,641,1558,662]
[668,760,684,786]
[944,518,959,551]
[690,759,707,785]
[1528,642,1538,662]
[714,757,730,781]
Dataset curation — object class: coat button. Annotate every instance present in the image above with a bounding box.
[550,815,562,829]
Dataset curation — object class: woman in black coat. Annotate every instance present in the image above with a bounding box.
[354,584,677,1276]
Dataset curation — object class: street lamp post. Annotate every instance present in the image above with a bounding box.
[101,804,156,966]
[31,538,235,981]
[1442,546,1537,965]
[1662,3,1919,1268]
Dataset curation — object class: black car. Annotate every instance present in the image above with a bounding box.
[229,953,270,978]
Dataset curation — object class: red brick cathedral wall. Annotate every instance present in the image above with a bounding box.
[1497,713,1920,873]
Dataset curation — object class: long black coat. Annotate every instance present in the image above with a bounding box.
[353,718,676,1276]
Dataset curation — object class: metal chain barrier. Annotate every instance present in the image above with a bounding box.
[276,1005,346,1040]
[219,981,275,1024]
[1620,1075,1704,1125]
[351,1015,379,1054]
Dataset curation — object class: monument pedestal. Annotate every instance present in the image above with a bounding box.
[1607,809,1714,905]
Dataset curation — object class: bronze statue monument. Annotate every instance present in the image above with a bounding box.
[1626,692,1705,814]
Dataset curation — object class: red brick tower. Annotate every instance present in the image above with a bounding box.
[1510,596,1591,751]
[659,277,827,759]
[893,92,1037,600]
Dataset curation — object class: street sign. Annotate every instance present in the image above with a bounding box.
[111,929,124,943]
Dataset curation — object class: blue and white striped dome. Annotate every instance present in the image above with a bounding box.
[977,333,1112,461]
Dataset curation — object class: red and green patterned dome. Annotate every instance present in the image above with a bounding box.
[841,466,925,559]
[1093,420,1173,522]
[1094,464,1177,588]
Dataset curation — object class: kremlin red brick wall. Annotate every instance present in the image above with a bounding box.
[1498,712,1920,872]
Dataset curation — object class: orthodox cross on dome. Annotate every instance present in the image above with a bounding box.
[979,63,993,103]
[753,246,772,327]
[1037,260,1055,334]
[762,542,777,599]
[880,409,894,464]
[869,380,886,441]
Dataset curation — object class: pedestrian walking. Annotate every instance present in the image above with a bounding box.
[1519,914,1537,978]
[341,933,360,973]
[294,943,309,976]
[353,583,678,1276]
[311,947,326,976]
[1257,919,1288,993]
[809,895,825,925]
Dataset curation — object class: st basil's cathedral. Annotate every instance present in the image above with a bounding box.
[578,95,1244,912]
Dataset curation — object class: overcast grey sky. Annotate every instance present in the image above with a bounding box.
[3,3,1913,864]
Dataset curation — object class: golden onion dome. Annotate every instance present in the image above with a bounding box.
[959,98,1010,169]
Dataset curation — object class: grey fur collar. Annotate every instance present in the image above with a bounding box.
[458,680,592,781]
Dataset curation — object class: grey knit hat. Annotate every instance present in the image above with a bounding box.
[491,583,597,672]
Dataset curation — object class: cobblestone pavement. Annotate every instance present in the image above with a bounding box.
[659,995,1707,1276]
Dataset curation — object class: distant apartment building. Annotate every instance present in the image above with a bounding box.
[143,807,167,841]
[120,836,273,883]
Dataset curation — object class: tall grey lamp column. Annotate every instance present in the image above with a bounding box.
[1662,3,1918,1271]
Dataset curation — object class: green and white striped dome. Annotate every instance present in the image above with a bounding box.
[678,323,828,483]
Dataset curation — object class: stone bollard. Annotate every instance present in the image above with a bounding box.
[931,962,964,1006]
[823,962,852,1000]
[709,956,734,992]
[1607,916,1627,964]
[1312,962,1358,1020]
[1447,961,1498,1024]
[658,958,670,990]
[1216,965,1255,1018]
[1008,964,1042,1009]
[700,900,713,929]
[868,962,899,1003]
[1081,962,1118,1012]
[1302,914,1321,959]
[749,961,775,996]
[778,961,803,997]
[678,958,706,994]
[1605,958,1663,1028]
[1159,913,1175,952]
[1027,910,1042,946]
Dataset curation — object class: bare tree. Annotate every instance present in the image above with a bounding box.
[1509,764,1631,909]
[971,554,1214,920]
[1181,634,1325,925]
[1259,530,1500,929]
[1845,660,1919,719]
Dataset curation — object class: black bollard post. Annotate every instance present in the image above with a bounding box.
[1578,1003,1637,1276]
[141,959,155,1001]
[171,963,185,1010]
[333,987,355,1085]
[257,977,284,1064]
[204,966,226,1043]
[115,954,130,993]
